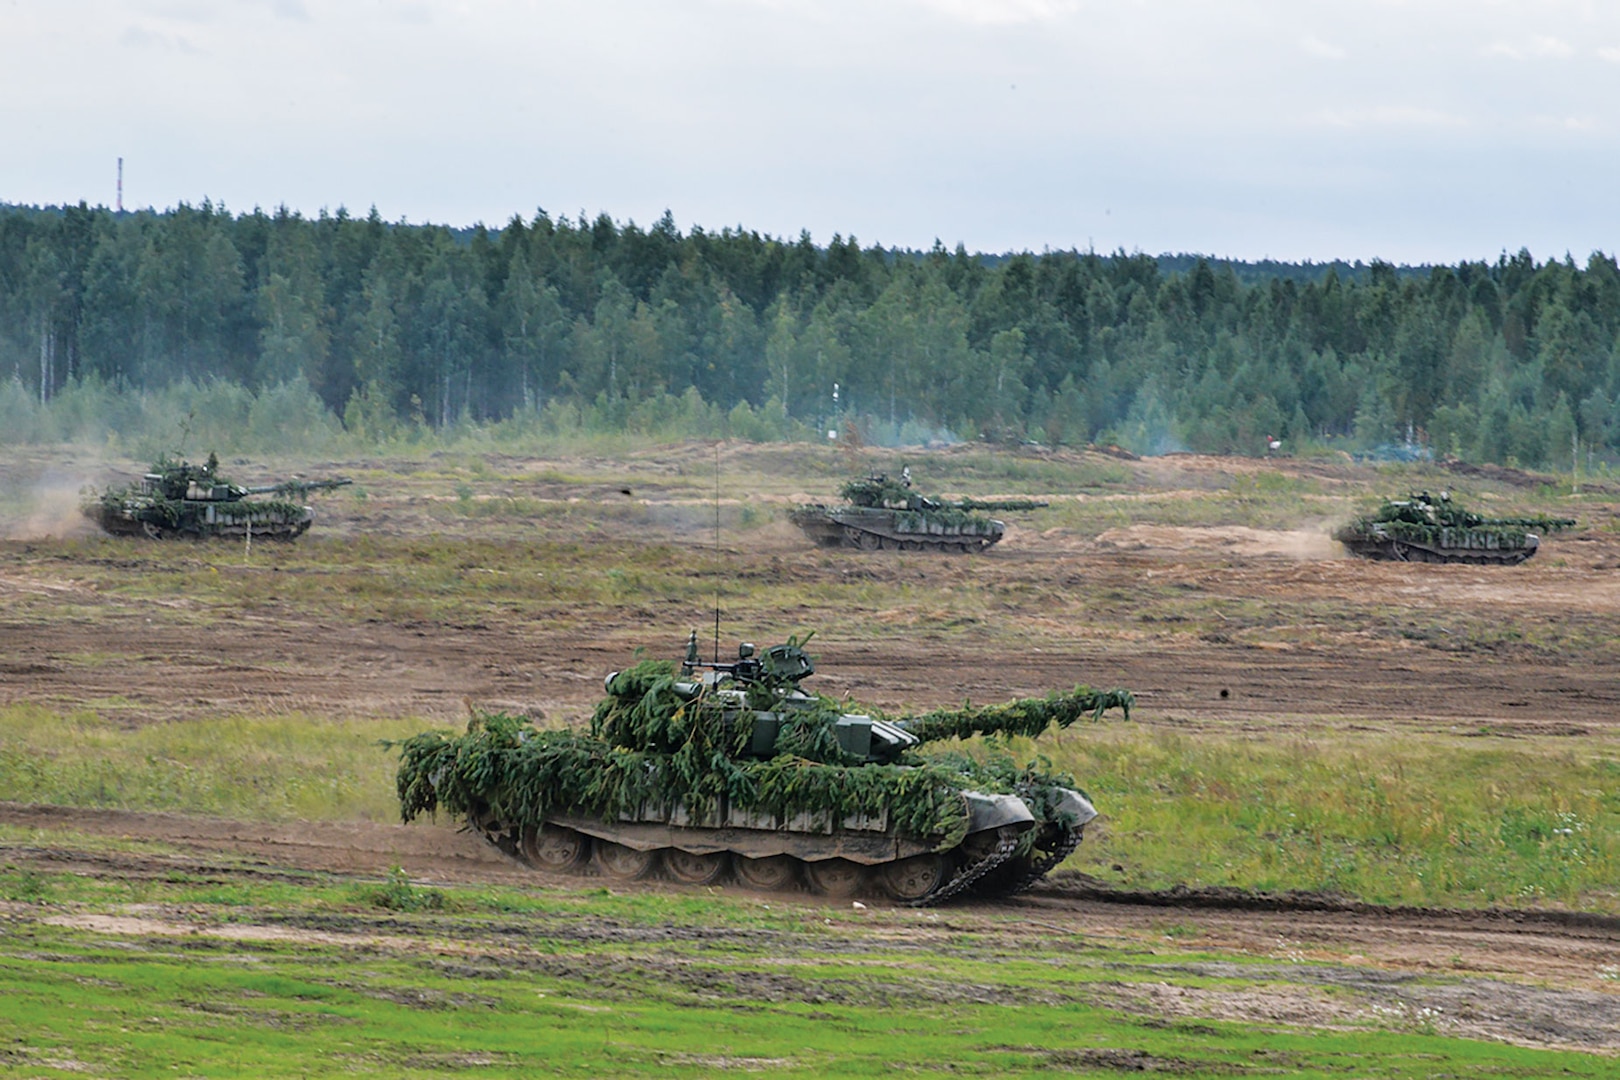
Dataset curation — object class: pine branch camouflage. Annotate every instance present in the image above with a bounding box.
[395,655,1131,854]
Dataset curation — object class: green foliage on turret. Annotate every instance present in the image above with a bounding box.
[395,711,978,849]
[837,473,1048,515]
[394,648,1133,853]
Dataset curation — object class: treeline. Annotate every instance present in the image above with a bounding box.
[3,200,1620,466]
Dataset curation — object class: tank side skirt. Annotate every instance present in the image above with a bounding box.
[551,817,935,864]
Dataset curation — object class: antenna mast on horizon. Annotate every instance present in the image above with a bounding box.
[116,157,123,213]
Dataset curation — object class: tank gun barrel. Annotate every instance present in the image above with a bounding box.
[244,478,353,496]
[953,497,1049,512]
[894,685,1134,745]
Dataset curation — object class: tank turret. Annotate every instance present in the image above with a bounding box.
[395,630,1131,905]
[1333,491,1575,565]
[790,468,1049,552]
[82,453,352,540]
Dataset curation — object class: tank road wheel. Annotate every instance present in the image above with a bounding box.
[879,853,950,903]
[805,858,867,898]
[520,824,591,874]
[592,840,657,882]
[663,849,729,886]
[734,854,798,892]
[141,522,166,540]
[857,531,883,551]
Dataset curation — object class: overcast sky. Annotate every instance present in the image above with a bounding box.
[3,0,1617,263]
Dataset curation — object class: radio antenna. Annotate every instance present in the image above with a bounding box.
[712,440,722,664]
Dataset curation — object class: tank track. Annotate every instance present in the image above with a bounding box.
[466,813,1024,907]
[1342,539,1535,565]
[836,525,997,554]
[1007,827,1083,895]
[904,827,1020,907]
[965,824,1084,898]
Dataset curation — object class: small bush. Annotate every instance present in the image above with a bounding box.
[356,866,446,913]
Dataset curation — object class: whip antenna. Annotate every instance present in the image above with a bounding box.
[713,440,721,664]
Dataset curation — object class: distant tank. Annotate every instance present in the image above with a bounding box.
[1333,491,1575,565]
[396,631,1132,905]
[82,453,351,541]
[789,469,1048,552]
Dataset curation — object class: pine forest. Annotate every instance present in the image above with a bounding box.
[4,199,1619,467]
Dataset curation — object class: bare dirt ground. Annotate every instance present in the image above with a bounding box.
[5,527,1620,733]
[2,444,1618,1050]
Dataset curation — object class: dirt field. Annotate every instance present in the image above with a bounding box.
[2,442,1618,1053]
[5,459,1620,733]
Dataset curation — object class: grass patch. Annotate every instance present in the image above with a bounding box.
[0,705,420,822]
[0,864,1613,1078]
[1025,726,1620,910]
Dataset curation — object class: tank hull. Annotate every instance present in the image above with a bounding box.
[468,786,1093,904]
[85,500,315,541]
[789,506,1005,552]
[1336,527,1539,565]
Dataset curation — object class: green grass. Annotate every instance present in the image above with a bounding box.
[0,705,420,822]
[1028,726,1620,910]
[0,862,1612,1078]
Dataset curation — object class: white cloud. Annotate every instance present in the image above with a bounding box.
[1301,35,1347,61]
[1598,46,1620,64]
[118,24,203,54]
[1314,106,1467,130]
[1485,35,1575,60]
[907,0,1081,25]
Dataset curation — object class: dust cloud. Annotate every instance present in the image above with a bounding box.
[0,471,101,540]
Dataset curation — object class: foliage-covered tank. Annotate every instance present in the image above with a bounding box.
[1333,491,1575,565]
[789,470,1049,552]
[396,631,1132,905]
[82,453,351,541]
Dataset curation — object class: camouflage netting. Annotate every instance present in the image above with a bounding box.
[395,658,1129,852]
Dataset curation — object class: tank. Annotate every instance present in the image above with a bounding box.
[1333,491,1575,565]
[789,469,1049,552]
[395,631,1132,906]
[82,452,352,541]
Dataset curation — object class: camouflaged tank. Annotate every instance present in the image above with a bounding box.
[82,453,351,540]
[789,470,1048,552]
[1333,491,1575,565]
[395,631,1132,905]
